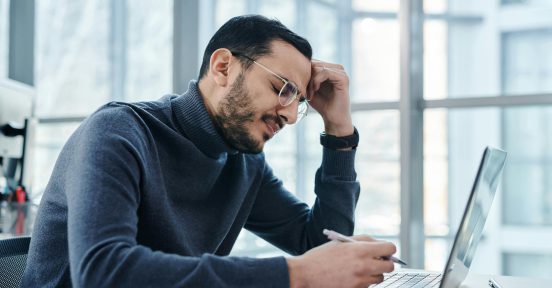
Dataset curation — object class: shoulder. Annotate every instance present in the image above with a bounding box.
[72,102,151,151]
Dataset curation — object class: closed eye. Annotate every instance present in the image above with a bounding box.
[271,85,280,95]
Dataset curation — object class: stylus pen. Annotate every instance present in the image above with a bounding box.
[323,229,408,266]
[488,278,503,288]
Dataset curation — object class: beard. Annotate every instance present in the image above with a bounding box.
[213,72,264,154]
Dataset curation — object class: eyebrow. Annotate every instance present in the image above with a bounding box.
[231,51,305,97]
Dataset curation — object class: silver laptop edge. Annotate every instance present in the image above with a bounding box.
[439,147,507,287]
[374,147,507,288]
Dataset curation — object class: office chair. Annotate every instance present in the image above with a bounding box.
[0,236,31,288]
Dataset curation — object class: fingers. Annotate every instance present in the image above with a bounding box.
[308,60,349,99]
[364,274,385,286]
[354,240,397,258]
[350,234,377,242]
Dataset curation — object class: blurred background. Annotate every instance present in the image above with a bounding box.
[1,0,551,279]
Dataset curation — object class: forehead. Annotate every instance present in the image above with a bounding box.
[257,40,311,95]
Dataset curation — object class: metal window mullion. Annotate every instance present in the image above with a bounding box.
[338,0,352,74]
[173,0,200,94]
[110,0,127,101]
[295,0,307,199]
[8,0,35,85]
[423,94,552,109]
[399,0,425,268]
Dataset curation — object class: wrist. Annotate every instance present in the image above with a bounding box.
[323,120,353,137]
[320,127,359,150]
[286,257,307,288]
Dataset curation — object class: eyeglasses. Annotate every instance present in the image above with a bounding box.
[231,51,309,122]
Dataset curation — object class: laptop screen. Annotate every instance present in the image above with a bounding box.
[440,147,507,288]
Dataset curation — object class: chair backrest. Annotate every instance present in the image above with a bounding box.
[0,236,31,288]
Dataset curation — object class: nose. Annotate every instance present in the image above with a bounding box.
[277,98,299,124]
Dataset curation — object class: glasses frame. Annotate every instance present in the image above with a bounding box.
[230,51,310,121]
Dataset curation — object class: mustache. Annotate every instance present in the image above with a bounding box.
[261,114,284,130]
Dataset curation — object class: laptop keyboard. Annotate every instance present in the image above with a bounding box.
[372,273,442,288]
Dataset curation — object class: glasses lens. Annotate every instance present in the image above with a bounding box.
[279,82,298,106]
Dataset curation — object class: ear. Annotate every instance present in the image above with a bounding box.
[208,48,234,87]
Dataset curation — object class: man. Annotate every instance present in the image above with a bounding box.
[22,15,396,287]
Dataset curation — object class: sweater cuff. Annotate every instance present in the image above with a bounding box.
[321,147,357,180]
[242,256,290,287]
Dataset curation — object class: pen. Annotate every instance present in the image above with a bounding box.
[488,278,503,288]
[323,229,408,266]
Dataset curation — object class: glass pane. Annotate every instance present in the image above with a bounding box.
[504,253,552,277]
[258,0,296,30]
[304,111,400,237]
[215,0,246,28]
[426,6,552,99]
[424,0,447,13]
[125,0,173,102]
[0,0,8,78]
[231,230,286,257]
[424,108,502,272]
[424,106,552,272]
[35,1,110,117]
[264,125,297,194]
[424,20,448,100]
[353,0,399,12]
[352,19,399,101]
[307,1,339,62]
[303,115,325,204]
[425,239,449,271]
[424,110,449,237]
[503,29,552,95]
[31,122,80,204]
[354,111,400,236]
[503,107,552,226]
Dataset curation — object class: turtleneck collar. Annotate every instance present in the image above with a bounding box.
[171,81,238,158]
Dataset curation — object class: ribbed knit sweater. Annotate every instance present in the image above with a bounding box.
[21,81,360,287]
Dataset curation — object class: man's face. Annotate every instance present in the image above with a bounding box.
[214,40,311,154]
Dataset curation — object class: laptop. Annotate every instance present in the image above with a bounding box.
[373,147,507,288]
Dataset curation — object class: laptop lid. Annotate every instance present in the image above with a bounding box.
[440,147,507,288]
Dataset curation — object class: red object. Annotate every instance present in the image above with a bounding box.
[16,186,26,203]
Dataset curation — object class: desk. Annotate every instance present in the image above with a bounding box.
[461,273,550,288]
[0,202,37,239]
[394,269,550,288]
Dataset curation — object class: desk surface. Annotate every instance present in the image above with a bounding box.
[0,202,37,239]
[461,273,550,288]
[397,269,550,288]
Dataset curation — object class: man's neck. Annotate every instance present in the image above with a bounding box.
[198,79,217,120]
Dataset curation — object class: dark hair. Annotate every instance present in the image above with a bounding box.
[198,15,312,79]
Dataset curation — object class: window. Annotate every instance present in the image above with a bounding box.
[35,1,111,117]
[24,0,552,277]
[504,253,552,277]
[352,19,399,102]
[125,0,173,102]
[0,0,10,78]
[213,0,405,258]
[423,0,552,276]
[33,0,173,196]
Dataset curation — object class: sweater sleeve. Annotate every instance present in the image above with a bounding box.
[245,147,360,256]
[65,107,289,287]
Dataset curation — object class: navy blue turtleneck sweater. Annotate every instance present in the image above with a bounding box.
[22,81,360,287]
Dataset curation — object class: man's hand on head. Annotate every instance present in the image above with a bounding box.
[307,60,353,137]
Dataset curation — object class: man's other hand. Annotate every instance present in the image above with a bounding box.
[286,236,396,288]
